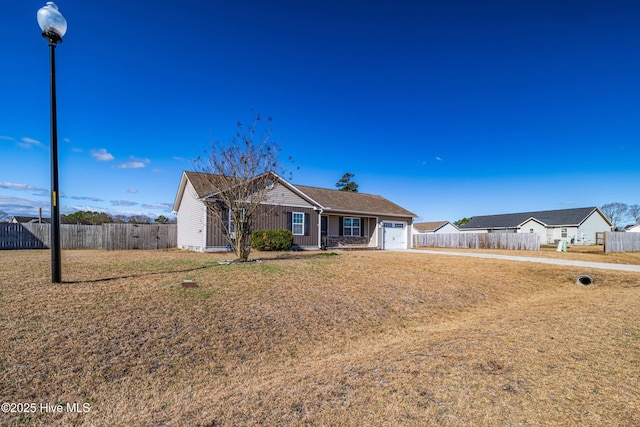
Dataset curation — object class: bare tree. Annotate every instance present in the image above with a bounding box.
[195,114,284,261]
[628,204,640,224]
[128,215,152,224]
[0,209,9,223]
[600,202,628,230]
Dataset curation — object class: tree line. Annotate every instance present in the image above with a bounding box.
[0,208,174,225]
[61,211,175,225]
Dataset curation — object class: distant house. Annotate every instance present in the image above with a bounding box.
[412,221,460,235]
[10,215,89,225]
[625,224,640,233]
[10,216,50,224]
[459,207,612,245]
[172,171,417,252]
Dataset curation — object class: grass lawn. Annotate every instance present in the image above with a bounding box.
[1,248,639,426]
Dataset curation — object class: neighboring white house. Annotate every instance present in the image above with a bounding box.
[459,207,612,245]
[625,224,640,233]
[413,221,460,236]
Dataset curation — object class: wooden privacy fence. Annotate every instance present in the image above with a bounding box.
[414,232,540,251]
[0,223,176,250]
[603,232,640,253]
[0,223,47,249]
[102,223,176,250]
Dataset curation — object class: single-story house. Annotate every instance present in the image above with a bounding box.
[459,207,612,245]
[412,221,460,235]
[172,171,417,251]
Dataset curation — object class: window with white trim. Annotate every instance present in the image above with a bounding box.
[343,217,361,236]
[228,208,245,239]
[561,228,567,238]
[292,212,304,235]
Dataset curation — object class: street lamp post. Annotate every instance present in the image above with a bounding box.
[37,2,67,283]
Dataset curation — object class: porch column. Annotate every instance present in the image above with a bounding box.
[317,210,323,249]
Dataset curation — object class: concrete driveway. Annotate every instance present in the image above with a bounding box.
[404,249,640,273]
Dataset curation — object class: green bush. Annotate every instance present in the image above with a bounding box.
[251,229,294,251]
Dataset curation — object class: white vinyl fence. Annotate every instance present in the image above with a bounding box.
[0,223,176,250]
[604,232,640,253]
[414,232,540,251]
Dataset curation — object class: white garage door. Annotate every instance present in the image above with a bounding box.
[382,221,407,249]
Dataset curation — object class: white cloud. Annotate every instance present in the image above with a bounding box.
[91,148,115,161]
[141,202,173,211]
[118,161,146,169]
[127,188,138,193]
[0,135,16,141]
[0,182,48,196]
[435,156,442,161]
[67,195,104,202]
[17,137,44,149]
[111,200,138,206]
[117,157,150,169]
[0,195,49,217]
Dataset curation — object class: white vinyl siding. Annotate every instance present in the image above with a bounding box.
[263,182,314,207]
[577,210,612,244]
[519,219,547,244]
[176,181,207,251]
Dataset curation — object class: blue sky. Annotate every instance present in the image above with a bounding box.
[2,0,639,223]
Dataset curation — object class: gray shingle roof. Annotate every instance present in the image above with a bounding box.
[461,207,607,229]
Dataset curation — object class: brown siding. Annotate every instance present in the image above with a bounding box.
[206,205,319,248]
[256,205,318,247]
[206,208,226,247]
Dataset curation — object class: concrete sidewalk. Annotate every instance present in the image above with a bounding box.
[404,249,640,273]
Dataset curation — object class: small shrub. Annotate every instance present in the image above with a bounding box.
[251,229,294,251]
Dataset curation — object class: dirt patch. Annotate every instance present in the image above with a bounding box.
[0,249,638,426]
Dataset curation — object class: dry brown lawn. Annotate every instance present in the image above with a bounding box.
[0,248,639,426]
